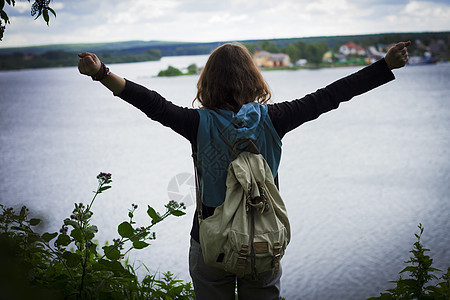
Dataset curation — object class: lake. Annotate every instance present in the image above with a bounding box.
[1,55,449,299]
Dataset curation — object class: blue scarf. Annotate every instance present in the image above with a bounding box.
[196,102,282,207]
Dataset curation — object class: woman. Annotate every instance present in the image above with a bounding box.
[78,41,409,299]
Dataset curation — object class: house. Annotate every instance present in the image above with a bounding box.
[367,46,386,59]
[253,51,291,68]
[339,42,366,56]
[295,59,307,66]
[322,50,337,63]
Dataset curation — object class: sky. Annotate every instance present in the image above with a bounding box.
[2,0,450,48]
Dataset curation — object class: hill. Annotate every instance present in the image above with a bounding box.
[0,31,448,70]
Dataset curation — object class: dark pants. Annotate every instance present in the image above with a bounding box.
[189,238,282,300]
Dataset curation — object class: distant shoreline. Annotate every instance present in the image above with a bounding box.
[1,31,448,71]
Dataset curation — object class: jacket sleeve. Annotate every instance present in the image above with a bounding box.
[268,58,395,138]
[117,79,199,144]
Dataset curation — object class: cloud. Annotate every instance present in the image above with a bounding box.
[1,0,449,47]
[380,0,450,33]
[7,2,30,15]
[177,0,229,12]
[405,0,450,17]
[208,13,251,24]
[110,0,180,24]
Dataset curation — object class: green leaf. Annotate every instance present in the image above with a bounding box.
[97,259,126,276]
[147,205,160,223]
[56,234,71,246]
[397,278,417,288]
[400,266,416,274]
[1,10,9,24]
[128,211,134,218]
[48,7,56,17]
[43,9,49,25]
[171,210,186,217]
[11,225,27,232]
[64,218,80,229]
[429,267,442,273]
[41,232,58,242]
[86,232,95,240]
[425,285,440,292]
[82,211,93,221]
[132,241,149,249]
[103,245,121,261]
[93,259,109,271]
[86,225,98,234]
[94,259,124,272]
[19,206,26,218]
[70,228,83,242]
[99,186,112,193]
[63,251,81,267]
[29,218,41,226]
[130,230,148,242]
[118,221,134,238]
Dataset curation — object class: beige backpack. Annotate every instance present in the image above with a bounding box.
[197,139,290,279]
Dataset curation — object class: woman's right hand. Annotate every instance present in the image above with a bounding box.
[384,41,411,70]
[78,52,101,76]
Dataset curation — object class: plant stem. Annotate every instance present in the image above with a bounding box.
[94,271,114,296]
[43,241,75,281]
[78,204,94,299]
[87,181,103,210]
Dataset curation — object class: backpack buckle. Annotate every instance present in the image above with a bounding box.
[272,242,282,275]
[236,244,249,278]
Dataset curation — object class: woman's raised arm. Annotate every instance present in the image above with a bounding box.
[78,52,126,96]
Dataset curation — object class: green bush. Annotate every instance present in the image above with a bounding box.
[0,172,195,300]
[187,64,198,75]
[368,224,449,300]
[158,66,183,77]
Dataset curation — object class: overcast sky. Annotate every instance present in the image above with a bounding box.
[2,0,450,48]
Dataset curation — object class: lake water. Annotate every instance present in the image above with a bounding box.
[1,56,449,300]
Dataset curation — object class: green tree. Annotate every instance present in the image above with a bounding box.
[243,42,257,54]
[243,40,279,54]
[282,41,306,64]
[261,40,278,53]
[1,0,56,40]
[362,37,375,48]
[379,34,402,45]
[305,42,329,66]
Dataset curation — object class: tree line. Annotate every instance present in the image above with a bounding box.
[0,49,162,70]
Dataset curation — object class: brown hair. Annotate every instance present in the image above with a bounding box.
[194,42,271,112]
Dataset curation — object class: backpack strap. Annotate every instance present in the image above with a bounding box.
[218,130,260,160]
[219,130,280,189]
[191,145,203,220]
